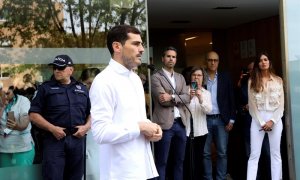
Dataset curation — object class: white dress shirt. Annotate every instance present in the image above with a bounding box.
[186,87,212,137]
[89,59,158,180]
[162,68,181,118]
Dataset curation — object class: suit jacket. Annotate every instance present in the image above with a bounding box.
[214,71,236,124]
[151,69,190,130]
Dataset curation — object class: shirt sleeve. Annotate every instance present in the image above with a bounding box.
[29,85,45,114]
[19,96,31,115]
[248,80,265,126]
[151,73,174,107]
[199,90,212,114]
[270,78,284,124]
[89,78,140,145]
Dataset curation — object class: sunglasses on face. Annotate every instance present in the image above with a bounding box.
[53,66,67,71]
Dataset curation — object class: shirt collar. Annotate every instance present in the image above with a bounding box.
[51,75,77,85]
[206,70,218,81]
[162,68,174,77]
[269,75,275,81]
[109,58,132,76]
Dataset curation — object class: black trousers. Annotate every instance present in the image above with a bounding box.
[184,135,207,180]
[42,135,85,180]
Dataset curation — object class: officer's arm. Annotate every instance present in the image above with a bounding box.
[79,115,91,133]
[29,112,57,132]
[73,115,91,138]
[30,112,66,139]
[84,115,91,131]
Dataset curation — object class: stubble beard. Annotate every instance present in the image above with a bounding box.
[123,54,141,70]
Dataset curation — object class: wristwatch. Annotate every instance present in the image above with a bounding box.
[171,94,175,102]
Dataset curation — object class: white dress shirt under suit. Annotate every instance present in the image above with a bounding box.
[162,68,181,118]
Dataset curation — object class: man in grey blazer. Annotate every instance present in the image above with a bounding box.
[151,46,190,180]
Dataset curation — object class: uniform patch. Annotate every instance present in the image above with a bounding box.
[76,85,81,90]
[74,89,85,93]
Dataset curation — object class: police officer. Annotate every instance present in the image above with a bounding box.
[29,54,91,180]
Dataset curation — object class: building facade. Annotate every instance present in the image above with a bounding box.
[0,0,300,179]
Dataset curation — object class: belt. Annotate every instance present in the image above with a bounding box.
[63,128,78,136]
[207,114,221,119]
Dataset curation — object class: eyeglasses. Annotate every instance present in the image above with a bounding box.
[192,74,203,77]
[207,59,219,63]
[53,66,67,71]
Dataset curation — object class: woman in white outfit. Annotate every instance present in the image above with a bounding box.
[183,66,212,180]
[247,52,284,180]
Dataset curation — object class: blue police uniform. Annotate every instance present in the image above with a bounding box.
[29,76,90,180]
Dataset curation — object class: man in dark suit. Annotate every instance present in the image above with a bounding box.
[203,51,236,180]
[151,46,190,180]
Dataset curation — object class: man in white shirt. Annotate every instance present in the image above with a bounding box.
[89,25,162,180]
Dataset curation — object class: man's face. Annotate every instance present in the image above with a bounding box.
[121,33,144,70]
[53,66,73,84]
[206,52,219,72]
[162,50,177,70]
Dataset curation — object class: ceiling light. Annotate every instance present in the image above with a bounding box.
[185,36,198,41]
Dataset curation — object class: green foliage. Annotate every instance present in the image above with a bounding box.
[0,0,147,48]
[1,64,40,78]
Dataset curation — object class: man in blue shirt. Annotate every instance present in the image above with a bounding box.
[29,55,91,180]
[203,51,236,180]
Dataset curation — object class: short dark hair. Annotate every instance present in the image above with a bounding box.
[80,68,101,82]
[106,25,141,55]
[162,46,177,57]
[8,85,14,91]
[8,85,16,95]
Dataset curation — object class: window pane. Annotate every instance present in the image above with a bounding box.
[285,0,300,177]
[0,0,148,178]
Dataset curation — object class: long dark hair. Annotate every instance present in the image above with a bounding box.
[250,51,276,92]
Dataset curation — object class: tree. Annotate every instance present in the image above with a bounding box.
[0,0,146,48]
